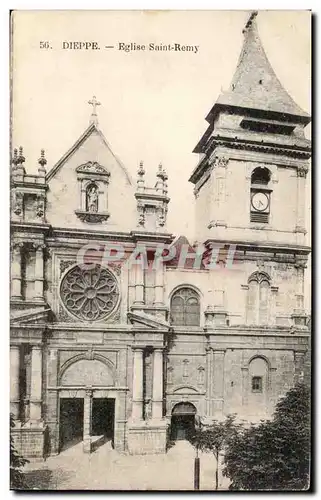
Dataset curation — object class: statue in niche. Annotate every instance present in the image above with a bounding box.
[86,184,98,213]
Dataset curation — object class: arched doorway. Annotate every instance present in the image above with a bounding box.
[58,356,116,453]
[171,402,197,441]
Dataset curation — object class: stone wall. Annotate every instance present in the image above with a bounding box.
[12,423,46,460]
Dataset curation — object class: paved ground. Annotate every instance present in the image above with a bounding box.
[22,440,230,491]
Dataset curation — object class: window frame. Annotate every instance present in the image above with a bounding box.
[170,287,201,327]
[251,375,263,393]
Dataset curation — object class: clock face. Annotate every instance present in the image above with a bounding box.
[251,192,269,212]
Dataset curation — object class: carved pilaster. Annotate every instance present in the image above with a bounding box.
[294,351,306,384]
[10,345,20,419]
[29,345,43,421]
[292,254,308,325]
[212,349,225,417]
[295,165,308,234]
[131,347,144,421]
[11,242,24,300]
[83,388,93,453]
[152,348,164,420]
[32,243,46,301]
[212,155,229,227]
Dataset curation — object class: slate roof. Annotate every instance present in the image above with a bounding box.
[207,13,310,123]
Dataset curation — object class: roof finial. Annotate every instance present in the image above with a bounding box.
[156,162,163,178]
[12,148,18,168]
[138,160,145,177]
[242,11,258,34]
[17,146,25,165]
[137,161,145,192]
[38,149,47,176]
[88,95,101,125]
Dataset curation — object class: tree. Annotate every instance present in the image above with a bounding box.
[10,414,29,489]
[191,414,241,490]
[223,384,311,491]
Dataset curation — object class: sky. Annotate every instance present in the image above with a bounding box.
[11,10,311,239]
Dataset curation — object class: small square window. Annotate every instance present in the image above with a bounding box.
[252,376,263,393]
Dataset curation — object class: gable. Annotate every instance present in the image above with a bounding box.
[46,124,136,232]
[10,307,51,325]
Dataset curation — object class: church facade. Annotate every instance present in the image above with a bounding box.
[10,12,311,459]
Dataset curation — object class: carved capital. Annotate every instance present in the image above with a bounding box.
[297,165,309,178]
[215,156,229,168]
[295,254,308,269]
[11,241,24,252]
[86,346,94,360]
[85,388,93,398]
[32,242,46,252]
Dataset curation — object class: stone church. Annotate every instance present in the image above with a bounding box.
[10,12,311,459]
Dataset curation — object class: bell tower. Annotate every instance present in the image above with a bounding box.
[190,11,311,247]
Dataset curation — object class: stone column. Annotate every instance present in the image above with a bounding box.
[131,347,144,421]
[10,345,20,419]
[11,242,24,300]
[83,388,93,453]
[134,262,144,305]
[154,261,164,306]
[152,348,163,420]
[212,349,225,417]
[33,243,45,301]
[29,345,42,421]
[295,165,308,233]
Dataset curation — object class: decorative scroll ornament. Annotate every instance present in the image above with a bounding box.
[76,161,110,176]
[60,264,119,321]
[13,191,23,216]
[157,206,166,227]
[137,201,145,227]
[36,195,45,217]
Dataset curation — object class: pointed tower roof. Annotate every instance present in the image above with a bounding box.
[206,11,310,124]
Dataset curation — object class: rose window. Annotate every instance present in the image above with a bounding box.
[60,264,119,321]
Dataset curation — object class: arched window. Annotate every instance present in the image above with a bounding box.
[251,167,271,186]
[249,357,269,394]
[247,272,271,325]
[250,167,272,224]
[170,287,200,326]
[246,356,270,419]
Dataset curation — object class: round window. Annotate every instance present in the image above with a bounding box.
[60,264,119,321]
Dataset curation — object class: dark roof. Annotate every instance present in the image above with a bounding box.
[207,14,310,123]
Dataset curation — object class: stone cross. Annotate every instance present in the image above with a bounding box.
[88,96,101,124]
